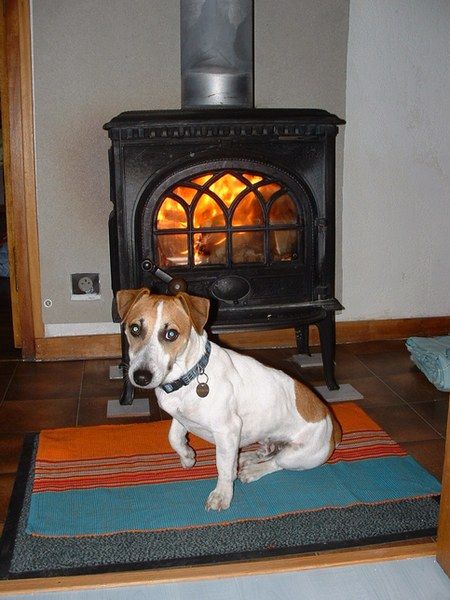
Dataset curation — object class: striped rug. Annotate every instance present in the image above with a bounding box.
[32,403,406,495]
[0,402,441,578]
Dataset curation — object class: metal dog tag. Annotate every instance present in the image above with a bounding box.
[196,382,210,397]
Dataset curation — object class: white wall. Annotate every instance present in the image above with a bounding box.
[32,0,349,333]
[341,0,450,320]
[32,0,180,332]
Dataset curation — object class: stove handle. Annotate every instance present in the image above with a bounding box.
[141,259,187,295]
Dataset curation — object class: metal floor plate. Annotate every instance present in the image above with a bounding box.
[314,383,364,402]
[107,398,151,418]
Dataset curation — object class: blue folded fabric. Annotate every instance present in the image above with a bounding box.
[406,335,450,391]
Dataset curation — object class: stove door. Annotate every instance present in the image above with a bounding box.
[139,159,317,308]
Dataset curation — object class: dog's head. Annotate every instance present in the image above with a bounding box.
[116,288,210,389]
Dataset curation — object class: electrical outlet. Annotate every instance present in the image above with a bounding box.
[71,273,100,296]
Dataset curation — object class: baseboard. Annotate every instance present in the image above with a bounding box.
[34,334,122,361]
[33,315,450,361]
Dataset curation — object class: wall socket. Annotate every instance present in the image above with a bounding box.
[71,273,100,296]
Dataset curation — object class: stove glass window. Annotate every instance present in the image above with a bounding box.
[154,169,302,268]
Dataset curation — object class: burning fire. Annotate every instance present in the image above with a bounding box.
[155,171,296,267]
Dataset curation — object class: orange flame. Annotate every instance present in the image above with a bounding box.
[155,172,293,266]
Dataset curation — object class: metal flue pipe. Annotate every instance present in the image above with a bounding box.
[180,0,254,108]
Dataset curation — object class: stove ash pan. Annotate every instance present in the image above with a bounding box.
[105,109,344,391]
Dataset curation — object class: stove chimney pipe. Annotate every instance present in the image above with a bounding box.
[180,0,254,109]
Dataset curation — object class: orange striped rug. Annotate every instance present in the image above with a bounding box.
[32,403,406,493]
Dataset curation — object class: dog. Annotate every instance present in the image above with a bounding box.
[117,288,342,511]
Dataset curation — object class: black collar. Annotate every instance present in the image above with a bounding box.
[160,341,211,394]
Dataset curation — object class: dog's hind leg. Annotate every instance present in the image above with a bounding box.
[168,418,196,468]
[239,442,285,469]
[239,438,330,483]
[238,455,282,483]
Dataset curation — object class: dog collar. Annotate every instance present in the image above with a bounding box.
[160,340,211,394]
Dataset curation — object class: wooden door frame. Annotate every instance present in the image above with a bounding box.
[0,0,43,358]
[436,394,450,574]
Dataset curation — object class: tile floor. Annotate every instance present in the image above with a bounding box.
[0,279,447,551]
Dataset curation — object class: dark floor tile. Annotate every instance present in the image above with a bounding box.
[348,376,405,409]
[81,359,127,399]
[334,347,374,380]
[0,360,17,379]
[0,434,25,474]
[77,395,160,426]
[4,361,84,401]
[0,344,21,361]
[382,372,447,405]
[282,349,373,389]
[281,347,324,386]
[362,404,442,443]
[0,279,22,361]
[287,348,373,386]
[401,439,446,481]
[412,400,448,437]
[0,398,78,433]
[0,361,18,400]
[345,340,408,355]
[356,350,418,377]
[245,346,296,366]
[159,407,172,421]
[242,347,306,380]
[293,367,324,388]
[0,472,16,523]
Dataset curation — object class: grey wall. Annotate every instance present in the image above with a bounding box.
[32,0,349,332]
[342,0,450,319]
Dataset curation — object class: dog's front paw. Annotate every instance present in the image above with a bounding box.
[205,488,232,511]
[180,446,196,469]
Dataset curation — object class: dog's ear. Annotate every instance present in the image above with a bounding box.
[116,288,150,321]
[177,293,210,334]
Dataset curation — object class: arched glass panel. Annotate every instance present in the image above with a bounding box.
[232,192,264,227]
[193,194,226,228]
[232,232,264,263]
[193,233,227,265]
[156,198,187,229]
[242,173,264,184]
[152,167,303,268]
[172,186,197,204]
[269,194,298,225]
[258,183,281,202]
[208,173,247,207]
[156,234,188,267]
[270,230,298,262]
[192,174,213,186]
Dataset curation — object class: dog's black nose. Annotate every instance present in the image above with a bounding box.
[133,369,153,387]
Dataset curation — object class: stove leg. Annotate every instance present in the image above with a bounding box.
[317,313,339,391]
[119,325,135,405]
[120,378,135,406]
[295,325,310,355]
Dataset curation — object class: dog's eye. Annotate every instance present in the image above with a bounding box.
[129,323,141,337]
[164,328,179,342]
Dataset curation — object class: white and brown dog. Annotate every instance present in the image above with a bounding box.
[117,288,342,511]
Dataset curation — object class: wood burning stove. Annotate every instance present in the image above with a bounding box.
[104,108,345,404]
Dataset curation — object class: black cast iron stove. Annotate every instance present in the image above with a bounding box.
[104,108,345,404]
